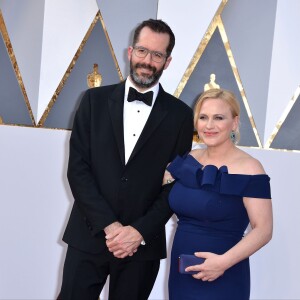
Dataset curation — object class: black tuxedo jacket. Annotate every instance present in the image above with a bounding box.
[63,81,194,260]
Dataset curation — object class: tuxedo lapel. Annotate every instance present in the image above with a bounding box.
[127,85,168,164]
[108,83,126,166]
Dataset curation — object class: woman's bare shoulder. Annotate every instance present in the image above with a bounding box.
[234,149,266,175]
[189,148,205,159]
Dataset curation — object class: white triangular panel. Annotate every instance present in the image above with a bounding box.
[37,0,98,122]
[97,0,158,79]
[0,0,45,121]
[222,0,277,144]
[265,0,300,145]
[157,0,223,94]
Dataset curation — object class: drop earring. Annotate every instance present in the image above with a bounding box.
[230,131,237,144]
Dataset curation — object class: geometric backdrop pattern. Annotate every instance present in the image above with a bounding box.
[2,0,299,150]
[41,13,122,129]
[177,23,259,147]
[269,92,300,150]
[0,11,34,126]
[1,1,300,300]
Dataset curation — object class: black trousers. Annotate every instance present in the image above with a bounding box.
[58,246,160,300]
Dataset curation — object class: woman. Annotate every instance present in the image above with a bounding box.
[164,89,273,300]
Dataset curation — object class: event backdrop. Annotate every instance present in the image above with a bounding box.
[0,0,300,299]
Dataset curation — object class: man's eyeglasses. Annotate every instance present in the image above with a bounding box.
[133,46,167,63]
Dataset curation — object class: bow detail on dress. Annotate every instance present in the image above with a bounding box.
[167,154,271,199]
[197,165,228,187]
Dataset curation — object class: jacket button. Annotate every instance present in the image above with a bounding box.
[121,177,128,182]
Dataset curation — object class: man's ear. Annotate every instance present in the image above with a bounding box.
[164,56,172,70]
[127,46,133,61]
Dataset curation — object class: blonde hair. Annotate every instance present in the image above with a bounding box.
[194,88,240,143]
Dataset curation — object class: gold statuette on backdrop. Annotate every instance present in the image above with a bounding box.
[87,63,102,88]
[204,73,220,91]
[0,116,3,124]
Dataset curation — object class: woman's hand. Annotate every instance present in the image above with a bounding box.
[185,252,227,282]
[162,168,174,185]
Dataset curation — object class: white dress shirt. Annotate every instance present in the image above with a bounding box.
[123,78,159,164]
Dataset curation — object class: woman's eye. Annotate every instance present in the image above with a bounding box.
[215,116,224,120]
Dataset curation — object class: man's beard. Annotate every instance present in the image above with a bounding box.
[129,61,165,89]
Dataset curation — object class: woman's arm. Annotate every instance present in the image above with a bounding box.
[223,196,273,267]
[186,197,273,281]
[162,168,174,185]
[185,157,273,281]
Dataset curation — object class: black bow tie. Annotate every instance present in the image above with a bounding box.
[127,87,153,106]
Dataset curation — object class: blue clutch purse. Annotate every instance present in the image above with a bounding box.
[178,254,205,274]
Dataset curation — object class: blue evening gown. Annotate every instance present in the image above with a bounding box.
[167,154,271,300]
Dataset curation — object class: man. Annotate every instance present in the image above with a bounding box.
[58,19,194,300]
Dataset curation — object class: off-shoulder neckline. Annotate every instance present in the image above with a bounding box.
[186,154,265,177]
[187,154,225,170]
[167,154,271,198]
